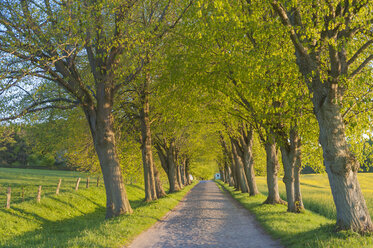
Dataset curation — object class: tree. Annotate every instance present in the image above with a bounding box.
[0,0,193,218]
[271,0,373,232]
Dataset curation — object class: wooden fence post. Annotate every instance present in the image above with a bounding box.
[96,177,100,187]
[56,179,62,195]
[36,186,42,203]
[21,187,24,202]
[86,177,90,188]
[6,187,11,209]
[75,178,81,191]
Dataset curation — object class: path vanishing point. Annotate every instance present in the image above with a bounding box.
[128,181,283,248]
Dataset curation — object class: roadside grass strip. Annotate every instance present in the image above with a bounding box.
[0,168,197,248]
[216,180,373,248]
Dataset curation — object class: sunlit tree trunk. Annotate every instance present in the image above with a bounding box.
[263,136,285,205]
[85,96,132,218]
[231,138,249,193]
[316,95,372,231]
[272,1,373,231]
[139,74,157,202]
[240,128,259,196]
[294,145,304,210]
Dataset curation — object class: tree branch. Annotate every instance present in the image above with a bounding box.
[347,40,373,66]
[348,54,373,79]
[271,1,309,59]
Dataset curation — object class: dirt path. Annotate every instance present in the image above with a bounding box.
[128,181,283,248]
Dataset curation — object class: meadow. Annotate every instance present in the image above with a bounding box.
[0,168,196,248]
[217,173,373,248]
[256,173,373,220]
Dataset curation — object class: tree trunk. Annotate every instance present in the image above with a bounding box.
[315,97,373,231]
[153,165,166,198]
[294,153,304,211]
[231,138,249,193]
[271,2,373,231]
[231,151,240,191]
[219,169,225,182]
[220,133,237,188]
[263,137,285,204]
[176,164,183,189]
[156,140,180,193]
[167,159,180,193]
[295,45,371,229]
[227,145,240,191]
[140,75,157,202]
[231,155,239,190]
[185,158,192,185]
[240,128,259,196]
[223,164,228,183]
[86,103,132,218]
[293,127,304,211]
[280,126,304,213]
[280,145,296,212]
[181,164,186,185]
[225,163,234,186]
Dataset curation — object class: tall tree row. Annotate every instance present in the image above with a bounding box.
[1,0,373,234]
[0,0,193,217]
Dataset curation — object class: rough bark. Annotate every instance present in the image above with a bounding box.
[180,157,188,185]
[272,1,373,231]
[185,158,192,185]
[224,162,234,186]
[86,104,133,218]
[239,128,259,196]
[139,74,157,202]
[263,137,285,205]
[280,145,296,212]
[176,164,184,189]
[294,150,304,210]
[156,139,181,193]
[317,99,372,231]
[181,164,186,185]
[231,138,249,193]
[167,157,180,193]
[279,126,303,212]
[230,148,240,190]
[153,165,166,198]
[220,134,238,189]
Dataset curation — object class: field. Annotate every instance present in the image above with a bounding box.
[217,173,373,248]
[0,168,91,206]
[256,173,373,220]
[0,168,196,248]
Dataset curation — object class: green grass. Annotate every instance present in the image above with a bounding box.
[0,167,92,205]
[255,173,373,220]
[0,168,196,248]
[217,173,373,248]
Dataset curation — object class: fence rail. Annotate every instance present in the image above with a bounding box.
[3,177,101,209]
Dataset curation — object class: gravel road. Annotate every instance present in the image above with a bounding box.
[128,181,283,248]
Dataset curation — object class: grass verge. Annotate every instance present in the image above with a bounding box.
[0,168,197,248]
[216,180,373,248]
[254,173,373,220]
